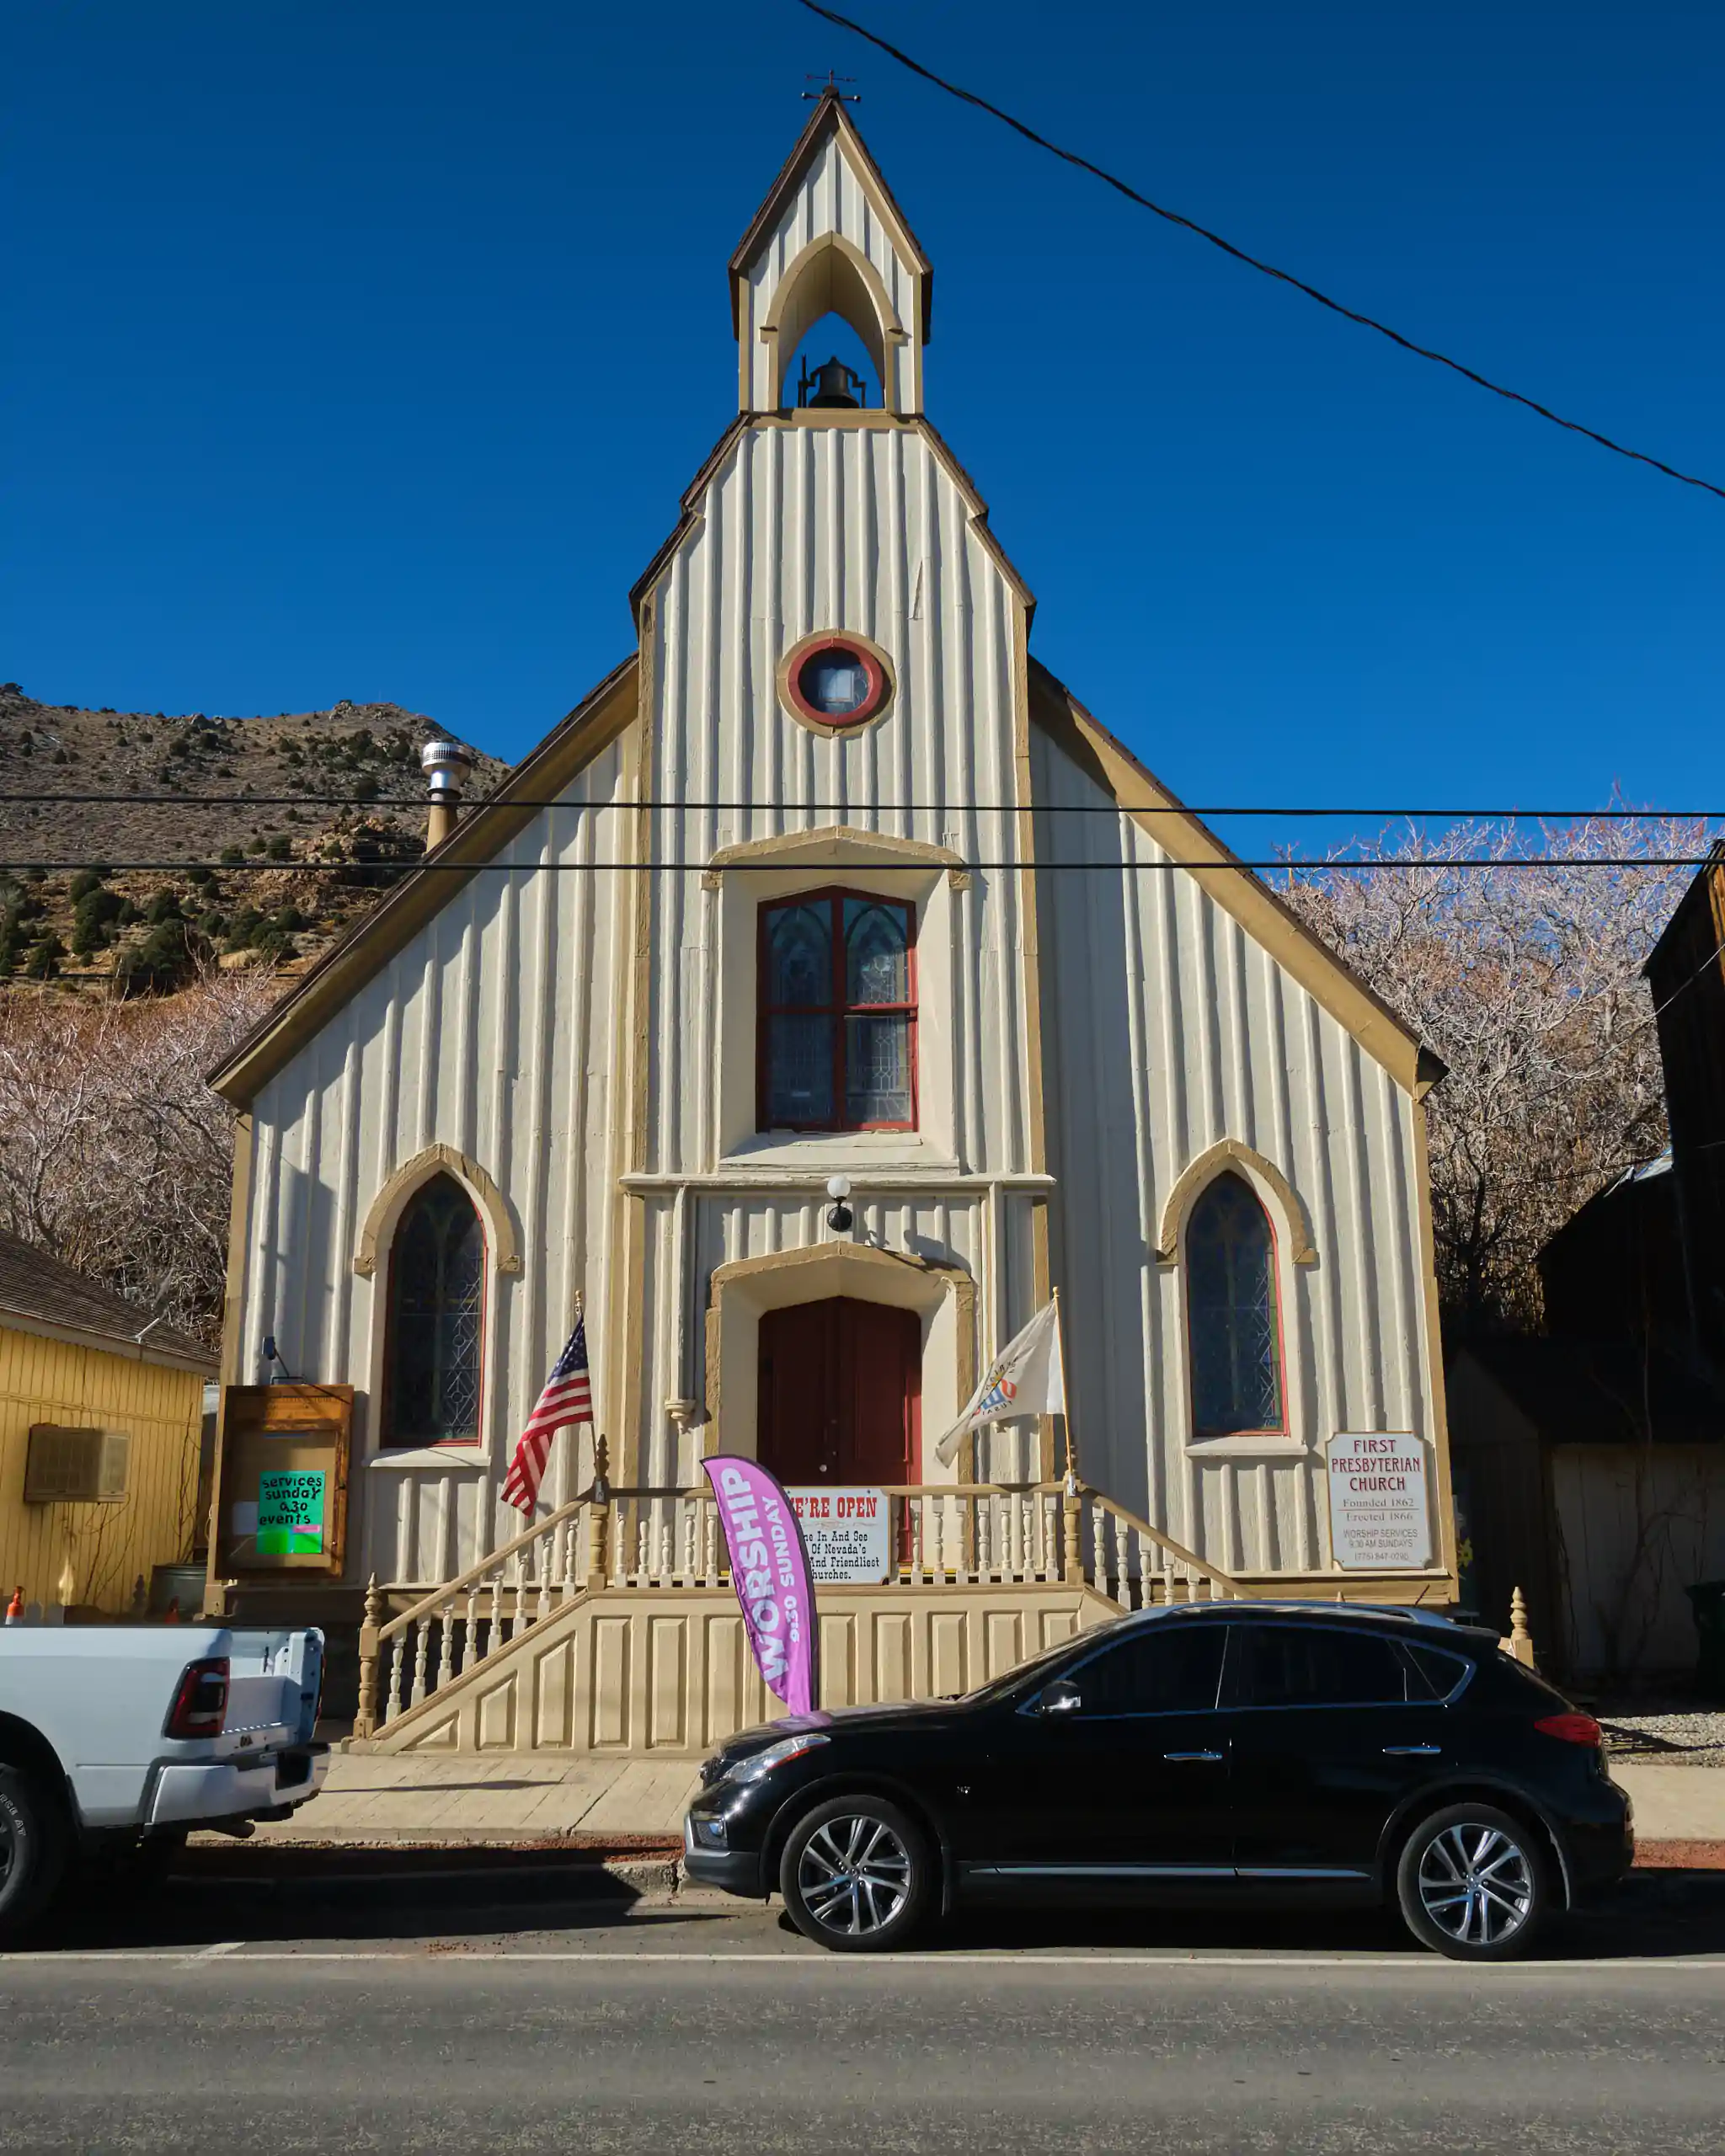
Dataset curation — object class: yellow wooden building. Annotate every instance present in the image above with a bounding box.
[0,1226,214,1616]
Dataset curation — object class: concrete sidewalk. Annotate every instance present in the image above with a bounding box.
[1612,1764,1725,1844]
[211,1753,701,1846]
[200,1753,1725,1854]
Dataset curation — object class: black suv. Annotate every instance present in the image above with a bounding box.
[683,1603,1632,1959]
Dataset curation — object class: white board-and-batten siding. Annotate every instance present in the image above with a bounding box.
[640,421,1034,1180]
[231,419,1439,1593]
[239,742,632,1587]
[1031,728,1436,1578]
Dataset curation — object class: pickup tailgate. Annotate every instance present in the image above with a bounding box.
[222,1629,324,1751]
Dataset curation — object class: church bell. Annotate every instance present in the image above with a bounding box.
[798,355,866,410]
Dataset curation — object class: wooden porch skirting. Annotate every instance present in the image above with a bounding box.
[351,1581,1112,1757]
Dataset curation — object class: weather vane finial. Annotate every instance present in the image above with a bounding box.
[803,71,859,101]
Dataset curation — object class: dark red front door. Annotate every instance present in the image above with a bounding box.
[757,1297,921,1486]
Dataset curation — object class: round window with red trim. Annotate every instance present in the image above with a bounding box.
[782,634,890,728]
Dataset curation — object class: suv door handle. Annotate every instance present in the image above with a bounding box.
[1163,1750,1224,1763]
[1381,1744,1441,1756]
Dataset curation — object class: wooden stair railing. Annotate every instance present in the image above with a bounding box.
[595,1481,1078,1587]
[1080,1488,1255,1605]
[355,1495,589,1737]
[353,1470,1255,1737]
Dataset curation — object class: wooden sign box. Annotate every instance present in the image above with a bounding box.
[214,1384,354,1581]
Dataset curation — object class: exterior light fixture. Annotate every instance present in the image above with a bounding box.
[825,1176,854,1233]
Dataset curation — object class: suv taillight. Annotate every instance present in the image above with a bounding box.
[1535,1710,1603,1748]
[164,1656,230,1739]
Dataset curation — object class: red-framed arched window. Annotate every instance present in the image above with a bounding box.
[757,889,917,1132]
[1185,1171,1286,1437]
[382,1172,485,1445]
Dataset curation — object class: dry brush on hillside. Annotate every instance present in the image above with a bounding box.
[0,969,280,1348]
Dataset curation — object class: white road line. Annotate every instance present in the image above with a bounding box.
[4,1950,1723,1971]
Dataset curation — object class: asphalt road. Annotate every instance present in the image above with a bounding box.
[3,1853,1723,2153]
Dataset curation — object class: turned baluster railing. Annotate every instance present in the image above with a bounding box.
[355,1492,588,1737]
[1079,1487,1253,1605]
[354,1470,1258,1736]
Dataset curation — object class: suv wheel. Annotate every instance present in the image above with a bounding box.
[1397,1801,1548,1961]
[0,1764,67,1942]
[780,1796,931,1952]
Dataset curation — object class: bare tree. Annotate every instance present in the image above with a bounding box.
[1282,813,1713,1331]
[0,966,277,1345]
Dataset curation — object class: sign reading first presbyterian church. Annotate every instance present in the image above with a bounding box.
[1325,1433,1434,1572]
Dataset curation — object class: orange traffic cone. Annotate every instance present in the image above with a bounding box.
[3,1585,23,1625]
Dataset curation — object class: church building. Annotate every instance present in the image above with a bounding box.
[206,94,1459,1748]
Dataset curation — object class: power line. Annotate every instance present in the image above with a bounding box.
[3,857,1722,875]
[793,0,1725,504]
[2,791,1722,820]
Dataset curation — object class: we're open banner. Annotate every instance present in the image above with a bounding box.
[702,1456,820,1716]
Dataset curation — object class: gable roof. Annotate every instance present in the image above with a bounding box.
[0,1226,213,1372]
[1028,659,1442,1100]
[208,655,639,1107]
[729,88,934,343]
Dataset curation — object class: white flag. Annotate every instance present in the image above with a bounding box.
[936,1298,1066,1466]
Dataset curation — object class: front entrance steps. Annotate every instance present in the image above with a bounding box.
[353,1580,1116,1756]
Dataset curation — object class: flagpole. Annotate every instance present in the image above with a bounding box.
[1052,1286,1075,1481]
[1053,1286,1083,1587]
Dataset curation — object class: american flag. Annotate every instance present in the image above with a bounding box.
[501,1315,593,1517]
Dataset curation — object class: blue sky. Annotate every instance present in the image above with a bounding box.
[5,1,1722,857]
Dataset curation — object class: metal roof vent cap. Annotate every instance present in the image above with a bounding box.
[421,739,475,847]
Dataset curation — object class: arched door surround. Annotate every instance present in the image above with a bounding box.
[704,1240,975,1473]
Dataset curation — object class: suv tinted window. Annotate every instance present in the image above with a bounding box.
[1242,1625,1407,1708]
[1069,1625,1226,1716]
[1404,1641,1472,1701]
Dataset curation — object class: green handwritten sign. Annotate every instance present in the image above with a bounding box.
[257,1470,325,1556]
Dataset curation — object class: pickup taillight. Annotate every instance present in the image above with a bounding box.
[163,1656,230,1739]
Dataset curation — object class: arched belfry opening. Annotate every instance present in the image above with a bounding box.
[785,311,877,413]
[729,88,932,415]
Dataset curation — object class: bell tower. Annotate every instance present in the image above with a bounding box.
[729,88,932,416]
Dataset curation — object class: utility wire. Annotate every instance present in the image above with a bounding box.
[793,0,1725,504]
[3,857,1723,874]
[2,791,1722,821]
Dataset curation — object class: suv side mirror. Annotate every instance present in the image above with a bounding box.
[1036,1679,1081,1717]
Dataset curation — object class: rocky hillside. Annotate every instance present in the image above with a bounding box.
[0,685,506,992]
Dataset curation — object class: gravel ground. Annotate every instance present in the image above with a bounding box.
[1598,1708,1725,1766]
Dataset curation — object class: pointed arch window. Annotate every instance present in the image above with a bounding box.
[383,1172,485,1445]
[758,889,916,1130]
[1186,1172,1284,1438]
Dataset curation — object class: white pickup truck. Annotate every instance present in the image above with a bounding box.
[0,1624,328,1937]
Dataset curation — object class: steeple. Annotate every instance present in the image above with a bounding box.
[729,88,932,417]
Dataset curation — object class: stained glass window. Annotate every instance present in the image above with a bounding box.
[760,890,916,1130]
[1187,1172,1284,1437]
[386,1173,484,1444]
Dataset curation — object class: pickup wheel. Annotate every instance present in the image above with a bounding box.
[0,1764,67,1941]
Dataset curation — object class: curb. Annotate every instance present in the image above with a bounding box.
[184,1835,690,1896]
[1634,1839,1725,1871]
